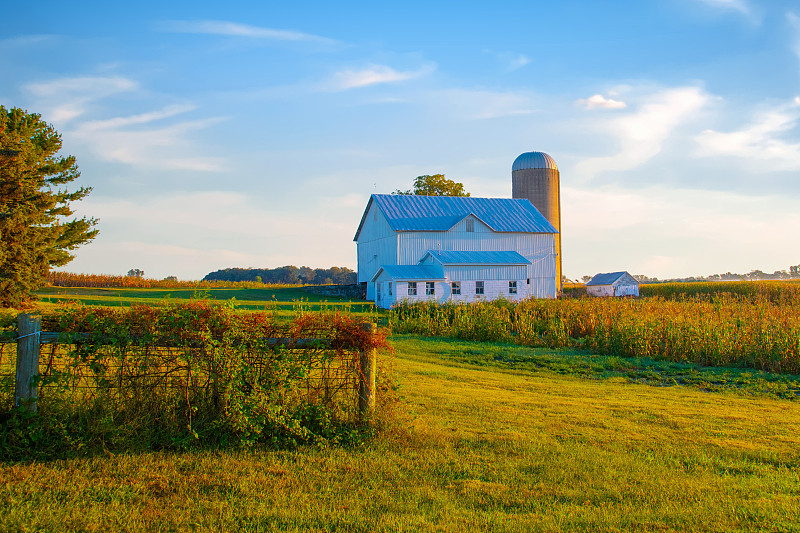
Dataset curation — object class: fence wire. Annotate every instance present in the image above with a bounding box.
[2,340,363,414]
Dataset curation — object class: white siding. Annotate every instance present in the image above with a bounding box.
[398,231,556,298]
[371,276,530,308]
[443,265,528,281]
[357,202,399,299]
[587,285,614,297]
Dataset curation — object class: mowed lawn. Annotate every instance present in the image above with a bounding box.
[2,335,799,532]
[34,286,377,317]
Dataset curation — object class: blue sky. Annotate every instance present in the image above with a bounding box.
[2,0,799,280]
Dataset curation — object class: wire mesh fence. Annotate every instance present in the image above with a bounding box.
[2,337,366,417]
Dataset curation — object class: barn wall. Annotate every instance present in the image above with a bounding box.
[373,278,530,308]
[356,202,399,299]
[613,280,639,297]
[587,285,614,297]
[398,231,556,298]
[443,265,528,281]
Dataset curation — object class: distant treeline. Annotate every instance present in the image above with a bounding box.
[203,266,357,285]
[632,265,800,284]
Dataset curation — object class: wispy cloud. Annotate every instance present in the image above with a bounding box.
[431,88,536,120]
[694,98,800,170]
[72,106,227,172]
[25,76,138,123]
[788,12,800,66]
[497,52,531,72]
[575,86,709,178]
[325,63,435,91]
[83,104,197,129]
[157,20,337,45]
[0,34,55,47]
[576,94,627,109]
[693,0,751,15]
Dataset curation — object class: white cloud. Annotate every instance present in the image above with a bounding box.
[156,20,337,45]
[325,64,435,91]
[694,99,800,170]
[24,76,138,123]
[575,86,709,178]
[576,94,627,110]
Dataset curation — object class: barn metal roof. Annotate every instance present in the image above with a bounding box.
[371,264,445,282]
[354,194,557,241]
[586,271,634,286]
[422,250,531,265]
[512,152,558,172]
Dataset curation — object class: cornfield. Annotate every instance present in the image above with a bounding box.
[390,294,800,374]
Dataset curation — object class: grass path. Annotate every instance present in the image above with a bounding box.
[2,336,799,531]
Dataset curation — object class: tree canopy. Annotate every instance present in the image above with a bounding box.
[0,107,98,306]
[393,174,470,196]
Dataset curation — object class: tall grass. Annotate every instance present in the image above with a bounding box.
[390,295,800,373]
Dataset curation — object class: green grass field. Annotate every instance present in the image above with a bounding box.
[2,334,798,532]
[35,286,377,316]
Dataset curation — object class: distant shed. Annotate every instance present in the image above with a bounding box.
[585,271,639,297]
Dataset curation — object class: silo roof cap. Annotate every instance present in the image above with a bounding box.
[512,151,558,171]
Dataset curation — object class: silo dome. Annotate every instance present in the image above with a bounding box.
[512,151,558,172]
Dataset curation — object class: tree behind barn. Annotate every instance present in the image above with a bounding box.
[0,107,98,306]
[393,174,470,196]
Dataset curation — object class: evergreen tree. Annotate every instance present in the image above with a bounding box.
[0,107,98,306]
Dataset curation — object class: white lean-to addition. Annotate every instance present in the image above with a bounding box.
[354,194,559,309]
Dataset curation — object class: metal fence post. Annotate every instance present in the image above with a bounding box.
[358,322,377,419]
[15,313,40,413]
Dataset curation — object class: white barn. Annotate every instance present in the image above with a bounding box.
[354,194,559,308]
[585,271,640,297]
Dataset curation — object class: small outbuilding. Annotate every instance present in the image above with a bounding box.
[585,271,639,297]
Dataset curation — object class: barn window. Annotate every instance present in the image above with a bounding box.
[388,282,392,296]
[451,282,461,295]
[465,219,474,232]
[509,281,518,294]
[408,282,417,296]
[426,282,435,295]
[476,281,484,295]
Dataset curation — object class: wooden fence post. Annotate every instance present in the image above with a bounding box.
[358,322,377,419]
[15,313,41,413]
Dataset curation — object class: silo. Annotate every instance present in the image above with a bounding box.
[512,151,562,292]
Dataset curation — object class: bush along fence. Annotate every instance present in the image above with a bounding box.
[0,302,390,457]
